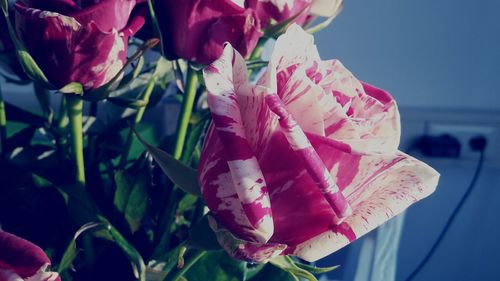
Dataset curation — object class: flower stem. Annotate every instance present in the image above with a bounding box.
[147,0,164,56]
[0,83,6,155]
[119,77,156,169]
[66,95,85,186]
[249,37,268,61]
[172,66,198,159]
[57,97,69,131]
[248,38,268,77]
[169,249,206,281]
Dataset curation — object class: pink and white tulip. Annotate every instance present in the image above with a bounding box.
[199,24,439,263]
[0,230,60,281]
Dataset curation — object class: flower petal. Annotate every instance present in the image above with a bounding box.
[268,23,320,74]
[0,231,60,281]
[14,3,143,90]
[159,0,261,64]
[202,12,261,65]
[319,60,401,152]
[68,0,138,32]
[201,44,274,243]
[309,0,343,18]
[20,0,80,14]
[207,215,286,263]
[264,91,352,221]
[284,135,439,261]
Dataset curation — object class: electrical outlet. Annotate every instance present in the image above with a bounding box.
[427,123,496,159]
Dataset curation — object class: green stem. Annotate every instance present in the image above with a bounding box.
[57,97,69,131]
[33,82,53,125]
[172,67,198,159]
[0,83,6,154]
[249,38,268,61]
[147,0,164,56]
[119,77,156,168]
[152,187,182,258]
[169,249,206,281]
[66,95,85,186]
[248,38,268,77]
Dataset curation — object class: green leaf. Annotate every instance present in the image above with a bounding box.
[108,96,149,109]
[305,16,335,34]
[146,0,164,55]
[107,57,172,109]
[2,9,52,86]
[56,184,146,281]
[4,102,45,126]
[187,215,221,251]
[114,165,149,233]
[84,38,160,101]
[120,55,145,86]
[172,60,185,93]
[246,60,269,70]
[57,222,106,273]
[269,256,318,281]
[183,251,244,281]
[1,0,8,16]
[180,111,210,165]
[133,129,201,196]
[16,49,51,86]
[56,184,101,225]
[263,9,307,38]
[9,145,57,167]
[4,125,36,152]
[106,223,147,281]
[59,82,84,95]
[177,193,198,214]
[294,262,339,274]
[33,83,54,124]
[249,263,299,281]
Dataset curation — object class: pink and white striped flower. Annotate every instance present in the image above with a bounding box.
[0,230,60,281]
[256,0,343,27]
[199,24,439,263]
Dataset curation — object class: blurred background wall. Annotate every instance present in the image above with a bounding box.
[314,1,500,280]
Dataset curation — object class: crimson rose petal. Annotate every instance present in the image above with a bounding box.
[0,230,60,281]
[157,0,262,64]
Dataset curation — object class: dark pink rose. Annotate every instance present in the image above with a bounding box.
[14,0,146,90]
[157,0,262,65]
[199,25,439,262]
[256,0,342,27]
[0,230,60,281]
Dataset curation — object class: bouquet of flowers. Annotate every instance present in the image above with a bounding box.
[0,0,439,280]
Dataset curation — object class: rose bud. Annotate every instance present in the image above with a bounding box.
[256,0,343,27]
[0,230,60,281]
[157,0,262,65]
[14,0,146,90]
[199,24,439,263]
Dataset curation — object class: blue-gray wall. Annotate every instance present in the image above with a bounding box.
[315,0,500,110]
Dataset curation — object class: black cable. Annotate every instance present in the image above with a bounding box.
[405,143,486,281]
